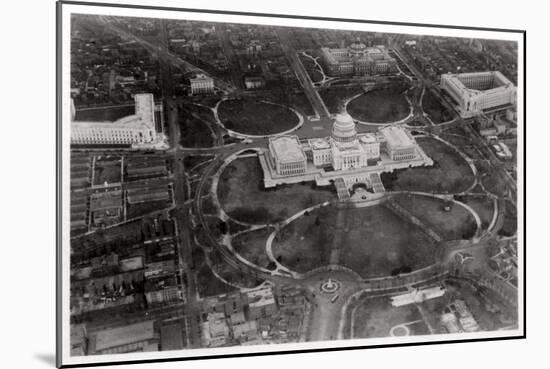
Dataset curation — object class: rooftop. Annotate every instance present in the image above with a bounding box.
[94,321,156,352]
[269,136,306,163]
[380,126,415,148]
[247,286,276,308]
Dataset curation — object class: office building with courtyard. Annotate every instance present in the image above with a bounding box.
[440,71,517,118]
[71,93,163,147]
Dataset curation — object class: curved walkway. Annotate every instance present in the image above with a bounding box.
[214,98,304,139]
[345,92,414,126]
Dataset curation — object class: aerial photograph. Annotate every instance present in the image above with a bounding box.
[66,11,520,359]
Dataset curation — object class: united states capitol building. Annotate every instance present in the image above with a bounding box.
[259,113,433,198]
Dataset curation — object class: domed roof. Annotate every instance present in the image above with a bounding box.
[349,37,366,51]
[332,113,357,142]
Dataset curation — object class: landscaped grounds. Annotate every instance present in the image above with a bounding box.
[217,157,336,224]
[271,202,438,278]
[381,136,475,194]
[347,85,411,123]
[218,98,299,135]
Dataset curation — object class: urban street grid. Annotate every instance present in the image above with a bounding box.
[67,13,520,357]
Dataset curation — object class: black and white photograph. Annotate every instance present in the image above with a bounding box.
[10,1,550,368]
[53,1,526,367]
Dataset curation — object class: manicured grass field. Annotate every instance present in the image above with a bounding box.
[347,86,410,123]
[232,229,274,270]
[392,194,478,241]
[179,108,214,148]
[217,157,336,224]
[457,195,495,231]
[272,203,437,278]
[319,86,364,114]
[381,137,475,194]
[74,105,135,122]
[422,88,455,124]
[351,296,431,338]
[218,99,299,135]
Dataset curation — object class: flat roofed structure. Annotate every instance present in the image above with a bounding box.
[190,73,215,95]
[440,71,516,118]
[381,126,414,148]
[380,126,417,161]
[71,94,158,146]
[91,321,158,354]
[320,39,397,76]
[268,136,307,176]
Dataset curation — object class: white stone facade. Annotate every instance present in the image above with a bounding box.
[320,39,397,77]
[440,71,516,118]
[190,73,215,94]
[71,94,158,146]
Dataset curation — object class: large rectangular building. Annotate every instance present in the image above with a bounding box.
[88,321,159,355]
[320,40,397,77]
[380,126,418,161]
[190,73,215,95]
[71,94,158,146]
[440,71,516,118]
[268,136,307,176]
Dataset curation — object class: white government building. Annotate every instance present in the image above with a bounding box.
[259,113,433,197]
[190,73,215,95]
[440,71,516,118]
[320,38,397,76]
[71,94,160,146]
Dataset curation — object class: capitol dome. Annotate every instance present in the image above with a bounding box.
[331,112,357,143]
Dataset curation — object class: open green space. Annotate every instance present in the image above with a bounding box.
[422,88,455,123]
[351,296,431,338]
[232,229,275,270]
[381,137,475,193]
[347,85,410,123]
[178,108,214,148]
[74,105,135,122]
[319,86,363,114]
[392,194,478,241]
[456,195,495,231]
[218,98,299,135]
[217,157,336,224]
[272,202,437,278]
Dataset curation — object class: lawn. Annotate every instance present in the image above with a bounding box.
[272,203,438,278]
[347,85,411,123]
[319,86,364,114]
[392,194,478,241]
[178,108,214,148]
[74,105,135,122]
[218,98,299,135]
[381,137,475,194]
[232,229,275,270]
[422,88,455,124]
[456,195,495,231]
[351,296,431,338]
[217,157,336,224]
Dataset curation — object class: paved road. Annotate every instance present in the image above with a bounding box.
[276,28,330,118]
[96,15,235,93]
